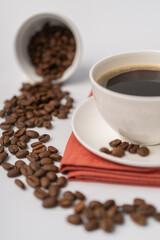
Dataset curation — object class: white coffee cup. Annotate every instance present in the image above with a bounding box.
[90,51,160,145]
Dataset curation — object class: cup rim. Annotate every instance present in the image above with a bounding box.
[90,50,160,102]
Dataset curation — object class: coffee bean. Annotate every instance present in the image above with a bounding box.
[130,212,147,226]
[20,165,33,176]
[15,160,26,168]
[42,164,59,172]
[29,161,40,171]
[122,204,136,213]
[59,198,73,208]
[0,135,10,146]
[38,134,50,143]
[34,168,46,178]
[83,208,95,220]
[75,191,86,200]
[0,152,8,164]
[134,198,145,206]
[84,219,99,231]
[103,200,115,210]
[0,122,11,130]
[118,141,129,150]
[0,146,4,153]
[10,137,18,145]
[33,145,46,154]
[34,188,49,199]
[67,214,83,225]
[74,201,85,214]
[26,130,39,138]
[2,129,14,137]
[99,218,114,232]
[8,145,18,155]
[154,213,160,221]
[14,128,26,137]
[50,153,62,161]
[94,206,106,219]
[127,144,139,153]
[17,141,28,149]
[27,152,39,161]
[57,176,67,187]
[63,191,75,201]
[139,204,156,216]
[114,212,124,224]
[40,158,53,165]
[137,147,150,157]
[106,205,118,218]
[39,150,51,158]
[15,179,25,189]
[111,148,125,157]
[27,175,40,188]
[2,162,14,171]
[49,184,60,197]
[89,201,102,209]
[43,121,52,129]
[48,146,58,153]
[100,147,111,154]
[43,197,57,208]
[19,135,30,142]
[46,171,57,182]
[109,139,122,148]
[31,141,41,148]
[40,176,50,189]
[16,150,29,159]
[7,168,20,178]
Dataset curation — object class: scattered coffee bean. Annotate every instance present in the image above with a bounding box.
[14,128,26,137]
[20,165,33,176]
[2,162,14,171]
[27,152,39,161]
[0,135,10,146]
[39,151,51,158]
[16,150,29,159]
[111,148,125,158]
[7,168,20,178]
[50,153,62,161]
[122,204,136,213]
[67,214,83,225]
[15,179,25,189]
[59,198,73,208]
[94,206,106,219]
[154,213,160,222]
[127,144,139,153]
[100,147,111,154]
[0,122,11,130]
[89,201,102,209]
[118,142,129,150]
[40,157,53,165]
[33,145,46,154]
[49,184,60,197]
[104,200,115,210]
[10,137,18,145]
[46,171,57,182]
[0,152,8,164]
[83,208,95,220]
[38,134,50,143]
[8,145,19,154]
[0,146,4,153]
[57,176,67,187]
[75,191,86,200]
[48,146,58,153]
[29,161,40,171]
[26,130,39,139]
[74,201,85,214]
[2,129,14,137]
[134,198,146,206]
[42,164,59,172]
[17,141,28,149]
[106,205,118,218]
[84,219,99,231]
[40,176,50,189]
[63,191,76,201]
[114,212,124,224]
[109,139,122,148]
[15,160,26,168]
[43,196,57,208]
[19,134,30,142]
[34,168,46,178]
[26,175,40,188]
[99,217,114,232]
[137,147,150,157]
[31,141,41,148]
[130,212,147,226]
[139,204,156,216]
[34,188,49,200]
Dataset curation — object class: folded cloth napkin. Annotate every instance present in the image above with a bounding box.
[60,132,160,187]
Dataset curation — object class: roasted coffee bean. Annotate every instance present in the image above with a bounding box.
[127,144,139,153]
[154,213,160,221]
[137,147,150,157]
[57,176,67,187]
[15,160,26,168]
[32,143,44,151]
[43,197,57,208]
[29,161,40,171]
[38,134,50,143]
[74,201,85,214]
[0,135,10,146]
[31,141,41,148]
[122,204,136,213]
[14,128,26,137]
[130,212,147,226]
[67,214,83,225]
[34,168,46,178]
[114,212,124,224]
[62,191,75,201]
[118,141,129,150]
[50,153,62,161]
[100,147,111,154]
[106,205,118,218]
[2,129,14,137]
[0,109,5,117]
[33,145,46,154]
[139,204,156,216]
[89,201,102,209]
[19,135,30,143]
[27,152,39,161]
[27,175,40,188]
[26,130,39,138]
[42,164,59,172]
[25,120,35,128]
[10,137,18,145]
[111,148,125,157]
[5,116,16,124]
[40,158,53,165]
[40,176,50,189]
[43,121,52,129]
[16,150,29,159]
[17,141,28,149]
[99,217,114,232]
[0,122,11,130]
[15,179,25,189]
[46,171,57,182]
[20,165,33,176]
[104,200,115,210]
[59,198,74,208]
[84,219,99,231]
[75,191,86,200]
[0,146,4,153]
[7,168,20,178]
[94,206,106,219]
[0,152,8,164]
[2,162,14,171]
[134,198,145,206]
[83,208,95,220]
[49,184,60,197]
[109,139,122,148]
[39,150,51,158]
[48,146,58,153]
[34,188,49,199]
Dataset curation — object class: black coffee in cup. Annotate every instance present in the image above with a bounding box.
[97,65,160,96]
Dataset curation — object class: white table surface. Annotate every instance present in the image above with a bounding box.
[1,0,160,239]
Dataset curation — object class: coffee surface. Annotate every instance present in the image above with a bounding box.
[98,66,160,96]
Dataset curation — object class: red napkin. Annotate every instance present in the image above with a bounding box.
[60,132,160,187]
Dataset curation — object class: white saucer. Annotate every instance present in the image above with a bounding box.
[72,96,160,168]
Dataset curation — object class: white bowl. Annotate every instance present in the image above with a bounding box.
[90,51,160,145]
[15,12,82,83]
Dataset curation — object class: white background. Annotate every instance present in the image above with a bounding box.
[1,0,160,239]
